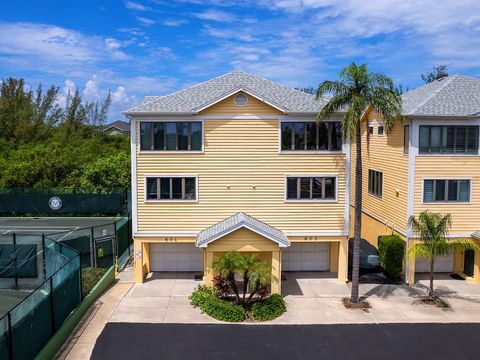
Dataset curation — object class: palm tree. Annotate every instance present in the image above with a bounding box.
[316,63,403,303]
[408,211,479,300]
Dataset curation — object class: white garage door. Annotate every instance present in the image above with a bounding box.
[150,244,203,272]
[282,243,330,271]
[415,254,454,273]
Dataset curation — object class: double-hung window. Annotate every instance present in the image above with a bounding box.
[146,177,197,201]
[423,179,471,203]
[140,121,202,151]
[286,176,336,200]
[281,121,342,151]
[368,170,383,198]
[419,125,479,154]
[403,125,410,154]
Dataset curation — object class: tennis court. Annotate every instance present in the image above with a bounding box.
[0,216,120,236]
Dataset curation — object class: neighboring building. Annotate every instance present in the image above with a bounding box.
[102,120,130,135]
[124,71,351,293]
[350,75,480,285]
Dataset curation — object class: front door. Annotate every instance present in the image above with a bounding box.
[464,250,475,277]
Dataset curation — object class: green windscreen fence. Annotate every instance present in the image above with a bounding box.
[0,238,81,360]
[0,188,128,215]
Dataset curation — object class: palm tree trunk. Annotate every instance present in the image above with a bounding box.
[351,121,362,303]
[242,271,249,303]
[227,274,241,303]
[429,261,434,300]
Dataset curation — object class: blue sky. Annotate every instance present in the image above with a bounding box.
[1,0,479,121]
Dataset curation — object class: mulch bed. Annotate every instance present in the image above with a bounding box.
[421,297,450,308]
[342,298,371,312]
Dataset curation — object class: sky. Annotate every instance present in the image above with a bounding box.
[1,0,480,122]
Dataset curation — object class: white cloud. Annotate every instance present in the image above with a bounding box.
[162,19,188,27]
[105,38,129,60]
[191,9,235,22]
[83,75,101,100]
[124,1,149,11]
[136,16,155,26]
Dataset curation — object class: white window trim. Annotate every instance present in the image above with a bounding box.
[143,174,199,203]
[284,174,339,203]
[421,177,472,205]
[278,119,346,154]
[377,125,385,136]
[138,119,205,154]
[368,168,384,199]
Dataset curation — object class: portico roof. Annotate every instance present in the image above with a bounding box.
[473,231,480,240]
[196,212,290,248]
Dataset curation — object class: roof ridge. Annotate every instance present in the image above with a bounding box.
[407,75,457,115]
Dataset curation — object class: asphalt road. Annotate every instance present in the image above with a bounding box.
[91,323,480,360]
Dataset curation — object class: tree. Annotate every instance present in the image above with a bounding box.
[408,211,478,301]
[316,63,403,303]
[210,251,272,305]
[421,65,448,84]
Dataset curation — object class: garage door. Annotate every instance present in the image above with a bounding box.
[150,244,203,272]
[282,243,329,271]
[415,254,454,273]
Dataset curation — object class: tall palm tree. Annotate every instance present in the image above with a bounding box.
[408,211,479,300]
[316,63,403,303]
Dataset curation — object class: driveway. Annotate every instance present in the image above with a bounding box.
[107,271,480,325]
[91,323,480,360]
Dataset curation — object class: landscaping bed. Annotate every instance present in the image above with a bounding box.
[190,285,286,322]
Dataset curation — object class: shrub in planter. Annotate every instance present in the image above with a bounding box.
[378,235,405,279]
[251,294,286,321]
[189,285,246,322]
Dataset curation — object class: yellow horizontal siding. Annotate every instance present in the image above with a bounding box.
[414,156,480,234]
[350,112,409,232]
[136,119,346,233]
[199,92,283,115]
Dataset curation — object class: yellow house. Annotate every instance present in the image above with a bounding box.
[124,72,352,293]
[350,75,480,285]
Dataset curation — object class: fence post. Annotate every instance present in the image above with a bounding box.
[90,227,96,268]
[42,234,47,281]
[49,277,56,333]
[7,313,13,360]
[12,233,18,289]
[78,254,83,302]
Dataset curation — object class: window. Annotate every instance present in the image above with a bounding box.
[234,93,248,106]
[368,170,383,198]
[368,126,374,135]
[419,125,479,154]
[378,126,384,135]
[281,122,342,151]
[286,176,336,200]
[404,125,410,154]
[140,121,202,151]
[146,177,197,200]
[423,179,471,203]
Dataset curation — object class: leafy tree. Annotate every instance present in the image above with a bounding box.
[421,65,448,84]
[408,211,478,300]
[211,251,272,305]
[316,63,402,303]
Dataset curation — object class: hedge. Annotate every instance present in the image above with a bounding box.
[378,235,405,279]
[189,286,245,322]
[251,294,287,321]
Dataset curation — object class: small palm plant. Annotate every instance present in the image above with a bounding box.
[408,210,479,300]
[211,251,272,305]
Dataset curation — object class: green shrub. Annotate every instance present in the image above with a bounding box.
[251,294,286,321]
[378,235,405,279]
[81,267,107,296]
[189,286,245,322]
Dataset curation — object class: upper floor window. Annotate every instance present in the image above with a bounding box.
[404,125,410,154]
[146,177,197,201]
[368,169,383,198]
[140,121,202,151]
[286,176,336,200]
[378,126,384,135]
[419,125,479,154]
[281,121,342,151]
[423,179,471,203]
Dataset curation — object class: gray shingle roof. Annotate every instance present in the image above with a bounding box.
[102,120,130,132]
[196,212,290,248]
[402,75,480,117]
[473,231,480,240]
[124,71,327,115]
